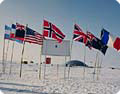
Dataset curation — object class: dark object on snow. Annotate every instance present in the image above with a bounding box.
[65,60,88,67]
[22,61,28,64]
[30,61,34,63]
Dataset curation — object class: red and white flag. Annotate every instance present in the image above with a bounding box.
[113,37,120,51]
[43,20,65,43]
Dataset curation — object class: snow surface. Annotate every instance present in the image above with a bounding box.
[0,62,120,94]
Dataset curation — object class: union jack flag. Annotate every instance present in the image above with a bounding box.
[43,20,65,43]
[86,31,97,41]
[73,24,89,45]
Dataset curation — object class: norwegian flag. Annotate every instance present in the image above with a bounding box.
[73,24,89,44]
[43,20,65,43]
[15,23,25,41]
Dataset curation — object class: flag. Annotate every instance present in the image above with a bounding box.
[10,24,16,39]
[42,39,70,56]
[87,31,108,55]
[113,37,120,51]
[15,23,25,41]
[73,24,89,44]
[101,28,120,51]
[101,28,115,48]
[25,27,44,45]
[43,20,65,43]
[11,24,23,43]
[4,25,11,39]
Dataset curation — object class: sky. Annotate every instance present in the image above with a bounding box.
[0,0,120,67]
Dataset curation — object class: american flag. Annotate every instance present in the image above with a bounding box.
[25,27,44,45]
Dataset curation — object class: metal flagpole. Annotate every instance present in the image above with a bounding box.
[20,40,25,77]
[20,24,27,78]
[9,41,15,74]
[97,55,103,80]
[57,64,59,79]
[39,45,43,80]
[83,45,86,80]
[5,40,10,62]
[2,37,6,73]
[96,53,100,80]
[43,39,47,79]
[68,64,71,79]
[64,56,67,79]
[70,39,73,61]
[67,39,73,79]
[93,51,98,80]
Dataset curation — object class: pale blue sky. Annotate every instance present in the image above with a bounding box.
[0,0,120,67]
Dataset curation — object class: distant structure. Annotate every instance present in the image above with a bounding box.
[65,60,88,67]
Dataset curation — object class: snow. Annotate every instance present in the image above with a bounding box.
[0,62,120,94]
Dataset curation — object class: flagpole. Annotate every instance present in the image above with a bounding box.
[20,41,25,77]
[43,39,47,79]
[93,51,98,80]
[83,45,86,79]
[70,39,73,61]
[2,37,6,73]
[5,40,10,62]
[9,41,15,74]
[96,52,100,80]
[39,44,43,80]
[57,64,59,79]
[64,55,67,79]
[97,55,103,80]
[19,24,27,78]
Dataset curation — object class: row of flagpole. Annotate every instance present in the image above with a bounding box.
[1,22,104,81]
[2,38,102,80]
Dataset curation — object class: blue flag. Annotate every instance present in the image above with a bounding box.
[4,25,11,39]
[101,29,110,45]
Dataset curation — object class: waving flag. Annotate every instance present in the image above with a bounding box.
[87,31,108,55]
[43,20,65,43]
[101,29,115,48]
[15,23,25,41]
[10,24,23,43]
[10,24,16,39]
[73,24,89,44]
[4,25,11,39]
[25,27,44,45]
[113,37,120,51]
[101,28,120,51]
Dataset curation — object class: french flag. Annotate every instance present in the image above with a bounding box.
[101,28,120,51]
